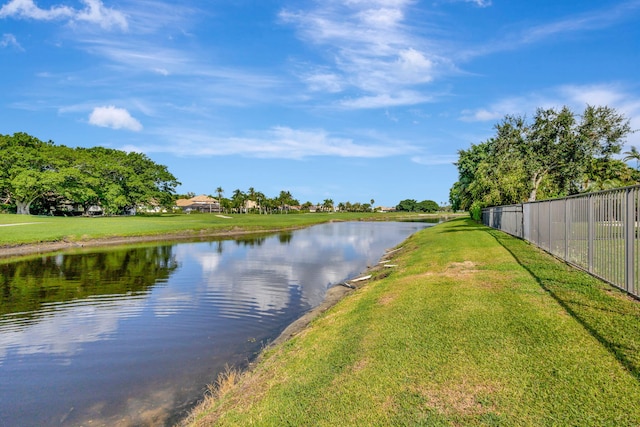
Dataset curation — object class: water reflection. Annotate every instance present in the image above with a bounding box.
[0,246,178,318]
[0,221,428,426]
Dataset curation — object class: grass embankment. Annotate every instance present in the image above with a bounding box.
[186,218,640,426]
[0,212,443,248]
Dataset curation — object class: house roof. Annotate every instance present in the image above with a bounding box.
[176,194,218,207]
[190,194,217,203]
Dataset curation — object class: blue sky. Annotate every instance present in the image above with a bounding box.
[1,0,639,207]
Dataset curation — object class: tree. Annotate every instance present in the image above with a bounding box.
[396,199,417,212]
[0,132,179,215]
[322,198,334,212]
[254,191,265,214]
[416,200,439,212]
[0,133,57,214]
[231,189,246,213]
[277,190,296,213]
[247,187,257,213]
[450,105,634,212]
[624,146,640,170]
[216,187,224,213]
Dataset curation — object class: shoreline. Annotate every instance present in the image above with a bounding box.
[179,242,402,426]
[0,226,310,258]
[0,221,412,426]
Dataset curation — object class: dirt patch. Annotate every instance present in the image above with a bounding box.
[445,261,479,275]
[378,293,398,306]
[417,380,498,416]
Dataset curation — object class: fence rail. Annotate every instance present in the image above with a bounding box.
[482,186,640,299]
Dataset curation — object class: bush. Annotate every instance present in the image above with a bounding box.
[469,202,482,222]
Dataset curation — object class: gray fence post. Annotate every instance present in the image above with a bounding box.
[564,198,569,260]
[588,194,594,274]
[625,188,635,294]
[483,186,639,299]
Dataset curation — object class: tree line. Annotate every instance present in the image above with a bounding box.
[449,105,637,219]
[1,132,180,215]
[1,131,441,216]
[183,188,384,214]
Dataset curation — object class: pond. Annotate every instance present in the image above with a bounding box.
[0,221,432,426]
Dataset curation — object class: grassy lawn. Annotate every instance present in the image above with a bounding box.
[0,212,446,247]
[186,218,640,426]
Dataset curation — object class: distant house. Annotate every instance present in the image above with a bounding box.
[136,198,167,214]
[175,195,220,213]
[244,200,259,212]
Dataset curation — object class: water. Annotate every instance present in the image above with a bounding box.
[0,221,430,426]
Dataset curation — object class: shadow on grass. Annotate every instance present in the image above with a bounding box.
[486,227,640,382]
[436,220,485,233]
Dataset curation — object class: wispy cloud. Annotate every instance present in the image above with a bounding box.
[521,0,640,44]
[0,33,22,49]
[459,83,640,124]
[124,126,418,159]
[89,105,142,131]
[461,0,640,59]
[0,0,128,31]
[411,154,458,166]
[280,0,452,109]
[340,91,432,109]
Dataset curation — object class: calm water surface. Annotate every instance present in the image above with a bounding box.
[0,221,430,426]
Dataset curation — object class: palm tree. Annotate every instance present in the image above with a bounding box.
[247,187,257,213]
[624,146,640,169]
[254,191,265,214]
[278,190,293,214]
[215,187,224,213]
[370,199,375,212]
[232,189,245,213]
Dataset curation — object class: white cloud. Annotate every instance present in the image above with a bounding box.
[461,1,640,60]
[340,91,432,109]
[461,0,491,7]
[459,83,640,124]
[123,126,418,159]
[74,0,127,30]
[521,1,640,44]
[458,83,640,149]
[89,105,143,131]
[0,0,73,20]
[153,67,170,76]
[411,154,458,166]
[0,0,127,31]
[0,33,21,49]
[280,0,447,109]
[303,72,344,93]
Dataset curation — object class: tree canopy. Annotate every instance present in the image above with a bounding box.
[449,105,636,216]
[0,132,180,215]
[396,199,440,212]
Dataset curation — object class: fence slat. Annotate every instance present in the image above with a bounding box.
[482,186,640,299]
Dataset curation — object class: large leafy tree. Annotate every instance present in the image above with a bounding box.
[450,105,634,212]
[0,133,60,214]
[0,132,179,215]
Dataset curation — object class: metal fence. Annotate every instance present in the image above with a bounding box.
[482,186,640,299]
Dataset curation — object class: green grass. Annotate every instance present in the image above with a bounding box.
[0,212,447,246]
[186,218,640,426]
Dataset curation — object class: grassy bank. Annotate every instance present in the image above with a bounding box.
[186,218,640,426]
[0,212,450,248]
